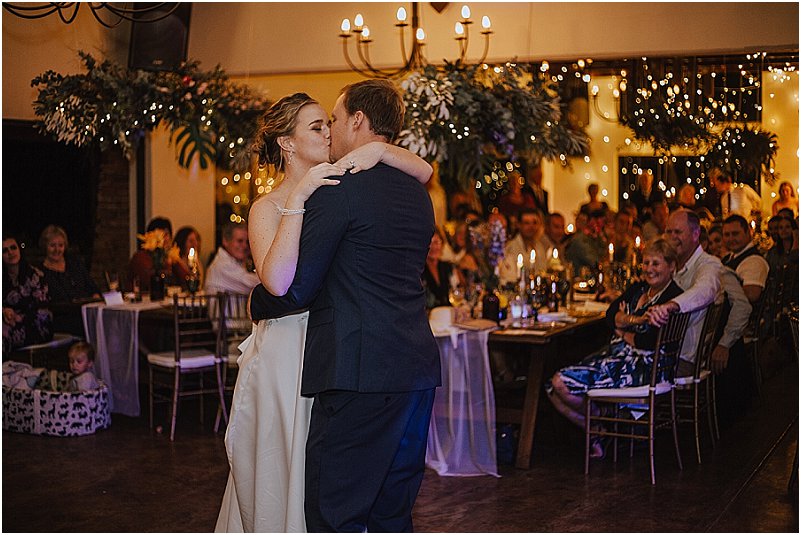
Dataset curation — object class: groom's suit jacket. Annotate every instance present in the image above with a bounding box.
[249,163,441,397]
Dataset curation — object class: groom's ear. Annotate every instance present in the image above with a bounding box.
[351,110,365,130]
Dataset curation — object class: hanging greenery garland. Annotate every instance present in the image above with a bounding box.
[31,51,269,170]
[704,125,779,185]
[398,61,590,194]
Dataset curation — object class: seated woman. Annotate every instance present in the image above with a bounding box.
[547,238,684,458]
[39,225,101,336]
[3,233,53,354]
[172,226,203,291]
[422,228,463,309]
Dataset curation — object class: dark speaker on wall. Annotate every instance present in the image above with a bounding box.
[128,3,192,71]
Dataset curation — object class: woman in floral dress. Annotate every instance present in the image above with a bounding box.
[547,238,684,458]
[3,233,53,354]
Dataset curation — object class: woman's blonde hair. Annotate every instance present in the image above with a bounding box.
[643,237,678,267]
[39,224,68,252]
[253,93,318,171]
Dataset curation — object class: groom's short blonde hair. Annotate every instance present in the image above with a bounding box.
[340,79,404,142]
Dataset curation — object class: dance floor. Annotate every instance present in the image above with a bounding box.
[3,360,797,532]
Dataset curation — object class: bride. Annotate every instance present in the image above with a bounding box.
[214,92,432,533]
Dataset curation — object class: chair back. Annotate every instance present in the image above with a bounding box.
[171,294,224,363]
[220,292,253,359]
[691,302,724,378]
[650,311,692,387]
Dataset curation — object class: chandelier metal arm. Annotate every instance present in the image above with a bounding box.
[2,2,180,27]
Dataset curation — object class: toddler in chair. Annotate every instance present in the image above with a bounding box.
[68,341,100,392]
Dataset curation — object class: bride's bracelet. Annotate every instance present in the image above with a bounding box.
[269,199,306,216]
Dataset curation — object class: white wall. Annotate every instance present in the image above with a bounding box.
[188,3,799,75]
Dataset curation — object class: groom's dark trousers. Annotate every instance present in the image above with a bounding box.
[249,163,441,532]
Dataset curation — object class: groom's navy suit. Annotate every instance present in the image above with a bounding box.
[250,163,440,532]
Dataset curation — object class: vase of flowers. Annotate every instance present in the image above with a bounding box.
[137,229,179,301]
[471,218,506,323]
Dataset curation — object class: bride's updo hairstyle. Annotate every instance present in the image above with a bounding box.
[254,92,318,170]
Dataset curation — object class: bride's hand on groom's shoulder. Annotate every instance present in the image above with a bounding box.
[334,142,387,175]
[290,163,345,205]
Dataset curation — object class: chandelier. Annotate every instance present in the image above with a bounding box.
[338,2,492,79]
[1,2,181,28]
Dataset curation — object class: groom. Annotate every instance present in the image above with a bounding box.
[248,79,440,532]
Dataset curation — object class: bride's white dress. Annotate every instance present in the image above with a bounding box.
[214,310,312,532]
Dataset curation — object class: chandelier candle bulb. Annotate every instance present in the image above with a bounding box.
[455,22,464,37]
[354,13,364,29]
[481,16,491,31]
[396,7,406,23]
[340,18,350,33]
[461,5,471,20]
[416,28,425,41]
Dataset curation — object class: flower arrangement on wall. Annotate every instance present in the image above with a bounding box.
[398,61,590,193]
[31,51,269,170]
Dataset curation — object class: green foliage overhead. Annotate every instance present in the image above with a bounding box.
[31,51,269,171]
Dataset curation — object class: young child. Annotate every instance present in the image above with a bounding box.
[68,341,100,392]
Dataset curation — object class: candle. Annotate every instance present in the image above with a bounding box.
[517,253,525,289]
[552,248,558,260]
[608,243,614,264]
[635,235,641,249]
[529,249,536,269]
[517,253,524,271]
[188,247,196,268]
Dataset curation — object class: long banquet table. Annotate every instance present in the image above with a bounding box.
[489,313,610,469]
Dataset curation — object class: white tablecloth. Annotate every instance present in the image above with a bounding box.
[82,300,166,416]
[426,328,499,477]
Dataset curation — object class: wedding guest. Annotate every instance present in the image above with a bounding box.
[497,169,532,224]
[499,208,549,284]
[521,161,549,215]
[3,233,53,354]
[706,225,727,259]
[776,207,796,223]
[548,238,684,458]
[422,229,462,309]
[128,216,173,292]
[204,222,260,295]
[642,199,669,241]
[629,169,664,221]
[565,209,607,274]
[610,210,635,264]
[771,181,798,217]
[766,215,782,245]
[578,183,609,216]
[644,210,721,378]
[542,212,567,255]
[708,167,762,220]
[38,225,100,336]
[67,341,100,392]
[172,226,204,290]
[675,183,697,210]
[765,216,796,272]
[721,215,769,305]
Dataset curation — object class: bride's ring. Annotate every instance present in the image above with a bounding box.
[348,160,356,168]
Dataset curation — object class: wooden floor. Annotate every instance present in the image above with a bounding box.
[3,359,798,532]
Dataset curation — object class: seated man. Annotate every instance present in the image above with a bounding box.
[645,210,722,378]
[205,222,260,296]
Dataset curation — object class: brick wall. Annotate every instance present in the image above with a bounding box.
[89,149,131,289]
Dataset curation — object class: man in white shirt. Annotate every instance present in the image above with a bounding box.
[542,212,567,256]
[709,167,762,220]
[205,222,261,295]
[499,208,550,285]
[645,210,722,376]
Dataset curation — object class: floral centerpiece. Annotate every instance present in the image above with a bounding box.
[137,229,180,299]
